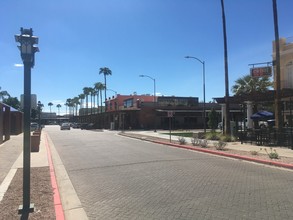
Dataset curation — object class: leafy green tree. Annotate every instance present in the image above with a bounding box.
[208,108,218,132]
[3,96,20,110]
[0,87,10,102]
[31,108,38,120]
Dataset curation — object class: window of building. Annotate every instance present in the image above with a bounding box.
[124,99,133,108]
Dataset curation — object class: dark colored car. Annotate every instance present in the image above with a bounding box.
[80,123,95,130]
[71,123,81,128]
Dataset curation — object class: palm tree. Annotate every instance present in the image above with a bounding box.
[66,98,72,115]
[83,87,91,115]
[48,102,53,114]
[94,82,103,113]
[231,75,273,95]
[64,103,68,116]
[78,93,85,110]
[221,0,230,135]
[88,87,95,114]
[56,104,62,116]
[100,84,106,113]
[72,97,80,116]
[99,67,112,107]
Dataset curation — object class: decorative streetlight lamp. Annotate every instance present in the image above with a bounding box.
[185,56,206,133]
[139,74,157,131]
[15,27,39,214]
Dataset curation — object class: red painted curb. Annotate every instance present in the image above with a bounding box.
[45,134,65,220]
[151,140,293,170]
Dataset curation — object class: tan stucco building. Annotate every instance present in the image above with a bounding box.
[273,37,293,123]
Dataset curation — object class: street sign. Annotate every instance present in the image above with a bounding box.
[250,66,272,78]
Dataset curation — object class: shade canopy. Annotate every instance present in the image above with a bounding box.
[251,110,274,119]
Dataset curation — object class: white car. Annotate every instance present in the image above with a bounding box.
[60,123,71,130]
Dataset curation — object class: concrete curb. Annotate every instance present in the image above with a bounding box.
[153,140,293,170]
[45,132,89,220]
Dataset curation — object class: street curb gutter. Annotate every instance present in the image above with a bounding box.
[45,134,65,220]
[120,134,293,170]
[45,132,89,220]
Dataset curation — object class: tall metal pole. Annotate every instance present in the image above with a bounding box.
[139,75,157,131]
[15,28,39,214]
[272,0,282,133]
[221,0,231,135]
[22,61,33,212]
[185,56,206,133]
[203,61,206,133]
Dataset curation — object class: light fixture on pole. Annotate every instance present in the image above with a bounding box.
[185,56,206,133]
[15,27,39,214]
[139,74,157,131]
[107,88,118,96]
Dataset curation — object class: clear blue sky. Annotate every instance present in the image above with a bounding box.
[1,0,292,114]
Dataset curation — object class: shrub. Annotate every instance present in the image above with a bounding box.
[178,136,186,145]
[200,139,209,148]
[250,148,262,155]
[205,131,220,140]
[191,137,200,146]
[220,135,236,142]
[214,140,227,150]
[264,148,279,159]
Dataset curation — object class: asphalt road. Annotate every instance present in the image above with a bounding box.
[46,126,293,220]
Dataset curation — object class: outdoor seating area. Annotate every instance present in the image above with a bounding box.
[239,128,293,149]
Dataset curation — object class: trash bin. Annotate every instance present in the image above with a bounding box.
[31,134,40,152]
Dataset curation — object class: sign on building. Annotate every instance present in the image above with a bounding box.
[250,66,272,78]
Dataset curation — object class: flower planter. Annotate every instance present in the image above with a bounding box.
[31,134,40,152]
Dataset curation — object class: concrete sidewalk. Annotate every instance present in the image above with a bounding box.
[0,132,51,202]
[0,131,88,220]
[123,130,293,166]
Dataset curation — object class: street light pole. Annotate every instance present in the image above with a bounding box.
[139,74,157,131]
[107,88,118,96]
[185,56,206,133]
[15,28,39,214]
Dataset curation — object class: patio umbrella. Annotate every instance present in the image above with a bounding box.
[250,110,273,119]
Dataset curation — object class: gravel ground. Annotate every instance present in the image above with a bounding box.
[0,167,55,220]
[120,132,293,165]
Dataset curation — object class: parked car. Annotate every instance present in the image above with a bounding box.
[60,122,71,130]
[259,119,275,129]
[80,123,95,130]
[71,123,81,128]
